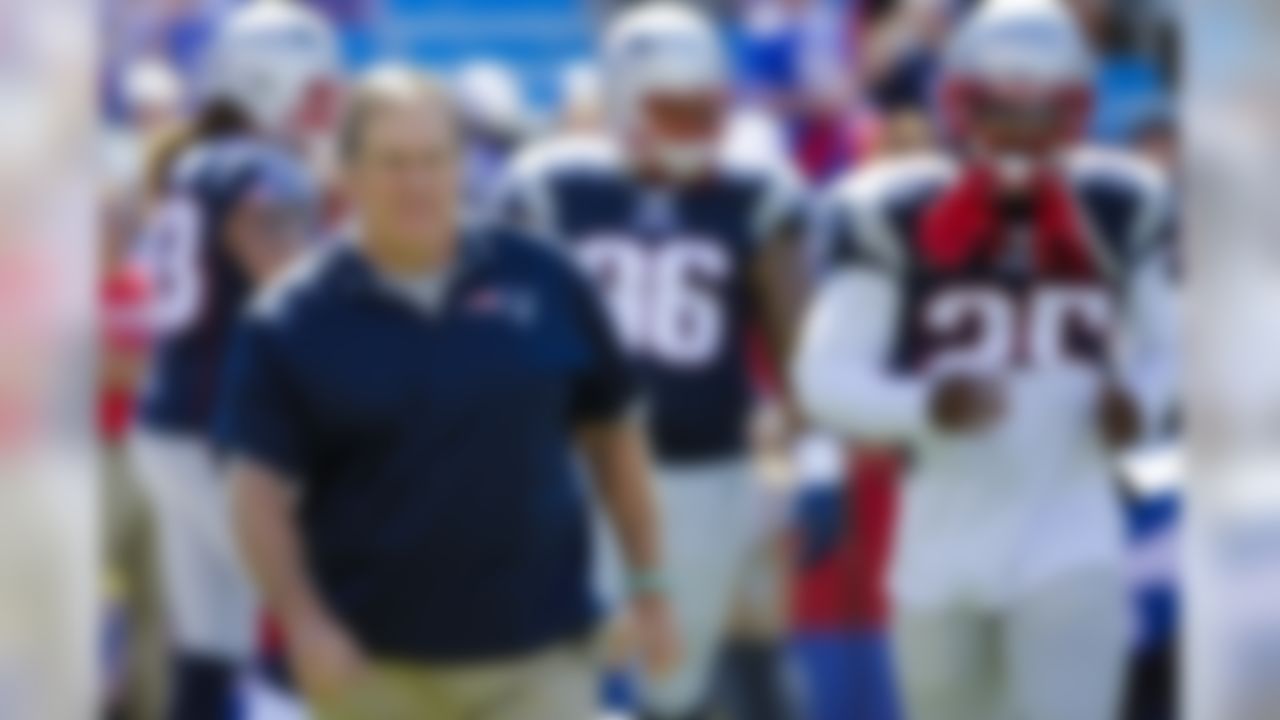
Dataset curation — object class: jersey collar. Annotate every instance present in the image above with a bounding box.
[335,229,496,315]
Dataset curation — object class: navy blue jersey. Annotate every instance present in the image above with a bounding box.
[217,231,634,659]
[498,135,804,462]
[136,136,318,435]
[817,149,1171,375]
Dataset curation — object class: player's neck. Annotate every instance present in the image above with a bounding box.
[360,229,457,279]
[630,155,713,188]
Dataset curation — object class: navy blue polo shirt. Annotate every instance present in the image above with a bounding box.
[216,229,634,661]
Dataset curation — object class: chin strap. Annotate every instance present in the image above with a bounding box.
[920,163,1098,279]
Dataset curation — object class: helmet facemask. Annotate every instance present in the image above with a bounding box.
[944,78,1093,187]
[602,2,729,183]
[628,89,727,181]
[940,0,1096,190]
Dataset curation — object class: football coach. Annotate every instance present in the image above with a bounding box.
[218,65,677,720]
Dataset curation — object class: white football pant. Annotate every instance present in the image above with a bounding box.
[130,430,256,660]
[596,457,761,716]
[892,567,1130,720]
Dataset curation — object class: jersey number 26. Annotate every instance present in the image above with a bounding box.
[923,285,1112,375]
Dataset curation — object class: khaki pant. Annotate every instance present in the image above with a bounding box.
[103,442,168,720]
[313,638,599,720]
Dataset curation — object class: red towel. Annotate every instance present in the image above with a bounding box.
[920,165,1097,279]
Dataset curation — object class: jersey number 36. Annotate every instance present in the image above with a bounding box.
[577,235,732,367]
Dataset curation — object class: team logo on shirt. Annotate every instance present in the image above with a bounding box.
[464,285,538,327]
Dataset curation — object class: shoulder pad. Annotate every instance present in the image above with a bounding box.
[1065,146,1172,270]
[497,134,626,238]
[719,135,804,191]
[821,153,956,270]
[720,139,808,241]
[1065,146,1166,204]
[831,153,957,209]
[172,138,303,200]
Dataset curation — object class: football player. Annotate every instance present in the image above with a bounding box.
[496,3,809,718]
[127,2,339,718]
[794,1,1178,720]
[454,60,529,221]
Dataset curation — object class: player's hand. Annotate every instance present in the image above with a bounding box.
[930,375,1004,433]
[1097,384,1141,450]
[285,609,371,702]
[629,591,681,680]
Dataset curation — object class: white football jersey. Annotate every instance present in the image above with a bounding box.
[795,149,1178,608]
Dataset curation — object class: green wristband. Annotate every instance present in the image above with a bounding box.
[627,569,669,598]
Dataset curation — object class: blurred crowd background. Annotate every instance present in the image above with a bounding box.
[101,0,1178,184]
[94,1,1183,719]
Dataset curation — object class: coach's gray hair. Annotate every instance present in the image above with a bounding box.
[338,63,459,162]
